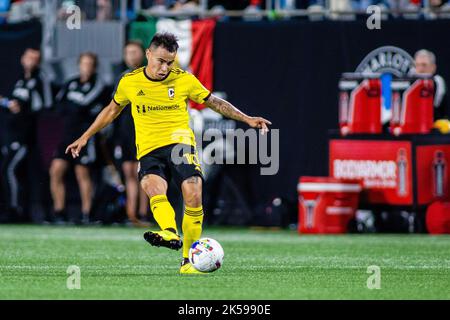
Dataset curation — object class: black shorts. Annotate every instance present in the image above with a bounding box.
[53,137,97,166]
[138,143,203,188]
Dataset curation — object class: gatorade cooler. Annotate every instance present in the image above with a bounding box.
[338,73,382,135]
[298,177,362,234]
[390,75,434,135]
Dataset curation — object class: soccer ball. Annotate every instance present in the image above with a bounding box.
[189,238,224,272]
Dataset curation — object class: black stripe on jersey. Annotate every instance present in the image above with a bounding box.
[143,68,170,82]
[203,93,212,102]
[123,67,144,78]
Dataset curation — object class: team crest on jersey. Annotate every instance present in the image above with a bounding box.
[168,86,175,100]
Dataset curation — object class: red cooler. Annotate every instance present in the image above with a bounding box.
[298,177,362,234]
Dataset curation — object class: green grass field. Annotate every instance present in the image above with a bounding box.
[0,225,449,300]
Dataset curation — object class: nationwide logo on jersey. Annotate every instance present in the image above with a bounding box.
[137,89,145,96]
[168,86,175,100]
[136,104,180,114]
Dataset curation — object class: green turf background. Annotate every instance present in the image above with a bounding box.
[0,225,449,299]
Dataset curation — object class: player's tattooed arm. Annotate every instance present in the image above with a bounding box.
[204,94,272,134]
[205,94,249,123]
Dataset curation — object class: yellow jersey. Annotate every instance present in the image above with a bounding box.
[113,67,210,159]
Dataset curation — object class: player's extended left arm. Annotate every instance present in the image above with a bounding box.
[205,94,272,134]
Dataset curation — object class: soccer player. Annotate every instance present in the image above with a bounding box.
[65,33,271,274]
[50,52,108,225]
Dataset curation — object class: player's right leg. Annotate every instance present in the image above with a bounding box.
[141,173,182,250]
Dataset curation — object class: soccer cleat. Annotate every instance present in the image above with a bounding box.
[143,229,182,250]
[179,262,209,275]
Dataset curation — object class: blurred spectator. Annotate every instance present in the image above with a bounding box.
[49,52,108,225]
[243,0,263,21]
[147,0,167,12]
[80,0,98,20]
[351,0,377,10]
[382,0,421,10]
[429,0,450,19]
[172,0,200,12]
[430,0,449,7]
[58,0,82,20]
[328,0,356,20]
[209,0,251,10]
[413,49,448,121]
[112,40,150,227]
[96,0,112,20]
[277,0,296,9]
[0,48,52,222]
[58,0,113,21]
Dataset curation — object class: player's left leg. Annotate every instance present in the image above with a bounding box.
[169,144,208,274]
[180,175,206,273]
[179,175,207,275]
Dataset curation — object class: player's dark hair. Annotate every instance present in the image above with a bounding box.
[125,39,145,53]
[149,32,179,53]
[78,52,98,69]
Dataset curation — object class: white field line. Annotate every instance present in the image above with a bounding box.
[0,232,448,246]
[1,261,449,272]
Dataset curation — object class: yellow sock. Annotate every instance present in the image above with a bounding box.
[150,195,178,233]
[182,205,204,258]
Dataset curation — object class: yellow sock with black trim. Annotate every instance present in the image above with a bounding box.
[150,195,178,234]
[182,205,204,258]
